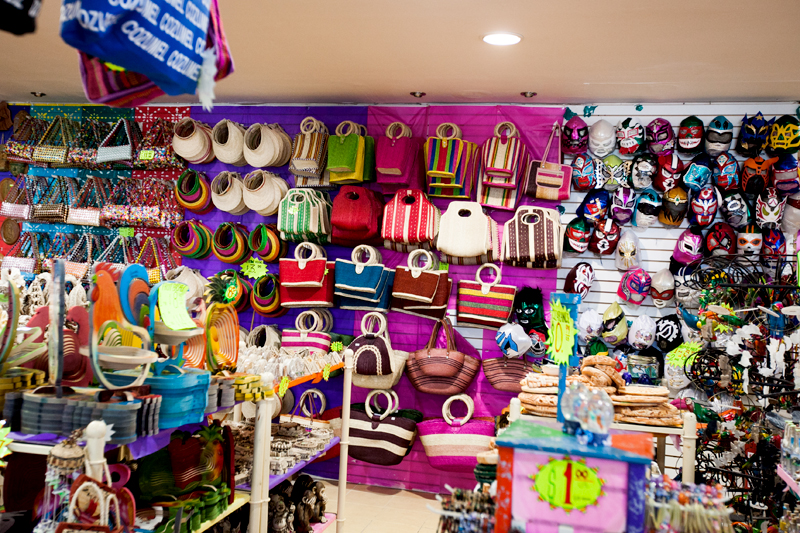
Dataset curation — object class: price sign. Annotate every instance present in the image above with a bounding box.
[529,458,604,512]
[278,376,290,397]
[138,149,156,161]
[546,300,576,365]
[322,363,332,381]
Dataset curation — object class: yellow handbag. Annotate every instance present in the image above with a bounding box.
[329,121,366,184]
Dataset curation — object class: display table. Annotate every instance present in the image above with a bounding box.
[495,419,653,533]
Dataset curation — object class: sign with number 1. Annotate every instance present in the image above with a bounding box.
[530,458,604,512]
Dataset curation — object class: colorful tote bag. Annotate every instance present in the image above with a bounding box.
[456,263,517,329]
[502,206,563,269]
[348,390,422,466]
[522,122,572,201]
[381,189,440,251]
[281,310,332,356]
[405,319,481,395]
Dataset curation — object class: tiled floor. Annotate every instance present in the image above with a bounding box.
[317,479,442,533]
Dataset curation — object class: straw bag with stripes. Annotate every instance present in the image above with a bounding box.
[405,318,480,396]
[280,310,332,357]
[456,263,516,329]
[349,390,423,466]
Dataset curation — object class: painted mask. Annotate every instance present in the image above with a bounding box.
[615,230,641,270]
[678,115,705,154]
[773,155,800,195]
[564,262,595,299]
[571,153,596,192]
[704,115,733,157]
[664,361,691,395]
[704,222,737,256]
[563,217,593,253]
[655,314,683,354]
[688,186,718,227]
[588,119,617,158]
[602,302,628,345]
[659,186,689,226]
[578,309,603,343]
[577,189,609,224]
[713,151,740,192]
[654,153,685,192]
[767,115,800,155]
[650,268,675,308]
[646,118,675,156]
[737,223,762,255]
[616,117,645,155]
[720,189,751,230]
[756,187,786,228]
[736,112,773,158]
[562,116,589,155]
[513,287,546,337]
[599,154,627,191]
[681,153,713,192]
[496,323,532,358]
[673,226,705,265]
[671,264,699,309]
[761,228,786,266]
[633,188,661,228]
[610,187,636,225]
[628,315,656,350]
[629,153,658,190]
[588,218,621,255]
[618,268,651,307]
[742,156,779,195]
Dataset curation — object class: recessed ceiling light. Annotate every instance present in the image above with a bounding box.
[520,91,538,98]
[30,92,46,98]
[410,92,426,98]
[483,33,522,46]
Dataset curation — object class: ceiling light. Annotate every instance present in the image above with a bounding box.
[30,92,46,98]
[520,91,538,98]
[483,33,522,46]
[410,92,426,98]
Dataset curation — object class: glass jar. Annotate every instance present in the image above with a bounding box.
[628,354,659,381]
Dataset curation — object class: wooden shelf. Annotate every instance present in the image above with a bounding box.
[195,492,250,533]
[236,437,340,492]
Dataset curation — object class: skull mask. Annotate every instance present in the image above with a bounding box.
[654,153,685,193]
[720,189,751,230]
[588,218,621,255]
[571,153,596,192]
[659,186,689,227]
[578,309,603,343]
[671,263,700,309]
[767,115,800,156]
[704,222,737,256]
[761,228,786,267]
[737,223,762,255]
[650,268,675,308]
[742,156,779,195]
[678,115,705,154]
[655,314,683,354]
[688,186,719,227]
[646,118,676,156]
[610,187,636,225]
[705,115,734,157]
[602,302,628,345]
[630,153,658,190]
[713,151,740,192]
[773,155,800,195]
[628,315,656,350]
[599,154,627,191]
[681,153,713,192]
[616,117,645,155]
[563,217,593,254]
[736,112,774,158]
[562,116,589,155]
[755,187,786,228]
[615,230,641,270]
[564,262,595,299]
[588,119,617,158]
[576,189,609,225]
[673,227,705,265]
[633,188,661,228]
[618,268,651,307]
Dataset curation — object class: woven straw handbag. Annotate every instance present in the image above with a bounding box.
[406,318,481,395]
[456,263,517,329]
[290,117,329,178]
[349,312,395,377]
[502,206,563,269]
[522,122,572,201]
[281,310,332,357]
[348,390,422,466]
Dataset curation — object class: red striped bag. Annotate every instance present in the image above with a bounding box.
[381,189,440,251]
[281,310,332,356]
[456,264,517,329]
[481,122,527,187]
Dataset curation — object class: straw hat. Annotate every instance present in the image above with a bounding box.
[211,171,250,215]
[173,118,215,164]
[212,119,247,166]
[243,170,287,216]
[244,124,292,168]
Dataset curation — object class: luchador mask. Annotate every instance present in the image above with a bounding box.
[767,115,800,155]
[773,155,800,195]
[578,309,603,343]
[628,315,656,350]
[756,187,786,228]
[646,118,675,156]
[742,156,779,195]
[681,153,713,192]
[737,223,762,255]
[630,153,658,190]
[571,153,596,192]
[720,189,751,230]
[705,115,734,157]
[602,302,628,345]
[671,263,699,309]
[688,186,718,227]
[782,199,800,236]
[577,189,609,224]
[495,323,532,359]
[678,115,704,154]
[737,112,773,158]
[513,287,546,337]
[713,151,740,192]
[588,119,617,158]
[615,230,641,270]
[564,262,595,299]
[704,222,737,256]
[633,188,661,228]
[563,217,593,254]
[673,227,705,265]
[562,116,589,155]
[618,268,651,307]
[588,218,621,255]
[650,268,675,308]
[599,154,627,191]
[761,228,786,266]
[659,186,689,226]
[654,153,685,193]
[655,314,683,354]
[616,117,645,155]
[664,362,691,395]
[610,187,636,225]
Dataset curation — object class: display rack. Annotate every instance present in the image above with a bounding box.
[195,492,251,533]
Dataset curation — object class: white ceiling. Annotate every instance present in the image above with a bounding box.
[2,0,800,105]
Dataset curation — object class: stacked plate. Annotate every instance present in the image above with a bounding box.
[206,380,220,413]
[2,392,22,431]
[0,368,45,413]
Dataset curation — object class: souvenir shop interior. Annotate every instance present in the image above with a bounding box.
[1,1,800,533]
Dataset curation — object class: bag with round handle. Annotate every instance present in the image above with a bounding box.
[390,250,451,321]
[417,394,494,472]
[349,312,395,377]
[290,116,329,180]
[406,318,481,395]
[278,244,335,308]
[426,123,478,199]
[281,310,332,357]
[348,389,423,466]
[456,263,517,329]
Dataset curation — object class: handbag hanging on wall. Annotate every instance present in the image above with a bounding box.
[475,121,529,210]
[406,318,481,396]
[281,310,332,357]
[349,312,395,378]
[456,263,517,329]
[522,121,572,200]
[1,231,43,274]
[279,244,335,308]
[290,117,329,187]
[0,177,32,220]
[277,188,332,244]
[436,201,499,265]
[348,390,422,466]
[425,123,478,199]
[390,249,451,321]
[375,122,423,195]
[335,245,395,314]
[381,189,440,252]
[502,206,563,269]
[330,185,384,247]
[482,353,534,393]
